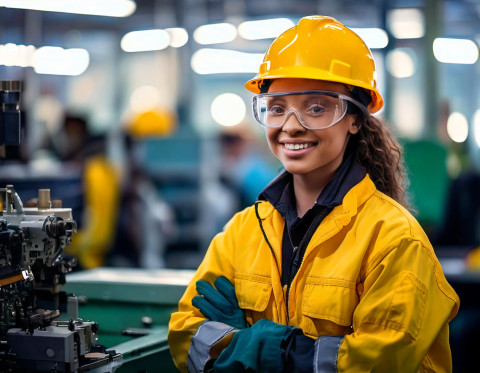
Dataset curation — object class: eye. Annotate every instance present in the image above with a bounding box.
[268,104,285,115]
[307,103,326,115]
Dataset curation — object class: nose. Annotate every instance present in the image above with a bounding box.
[282,110,305,133]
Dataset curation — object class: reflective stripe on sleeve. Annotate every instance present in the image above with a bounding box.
[313,335,344,373]
[187,321,236,373]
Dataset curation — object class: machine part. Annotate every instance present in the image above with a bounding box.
[0,80,22,158]
[0,185,122,372]
[244,15,384,113]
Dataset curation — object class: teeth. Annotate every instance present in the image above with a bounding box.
[285,143,312,150]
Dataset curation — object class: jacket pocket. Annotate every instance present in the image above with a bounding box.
[234,273,272,312]
[302,277,358,327]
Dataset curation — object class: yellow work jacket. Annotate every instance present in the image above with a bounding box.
[168,174,459,372]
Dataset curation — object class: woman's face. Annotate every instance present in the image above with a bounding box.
[265,78,359,178]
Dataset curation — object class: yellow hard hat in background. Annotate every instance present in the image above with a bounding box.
[245,15,384,113]
[128,109,177,139]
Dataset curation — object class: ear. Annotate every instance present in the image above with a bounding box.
[347,117,360,135]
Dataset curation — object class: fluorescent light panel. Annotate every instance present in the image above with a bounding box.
[210,93,246,127]
[447,112,469,143]
[193,23,237,45]
[238,18,294,40]
[0,0,136,17]
[351,28,389,49]
[191,48,264,74]
[0,43,35,67]
[388,8,425,39]
[386,48,416,78]
[433,38,479,64]
[121,30,170,52]
[33,46,89,75]
[0,43,89,76]
[166,28,189,48]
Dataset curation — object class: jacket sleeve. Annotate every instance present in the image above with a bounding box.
[168,213,241,373]
[314,238,459,372]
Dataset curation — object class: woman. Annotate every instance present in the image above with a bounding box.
[168,15,459,372]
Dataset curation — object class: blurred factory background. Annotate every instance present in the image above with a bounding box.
[1,0,480,370]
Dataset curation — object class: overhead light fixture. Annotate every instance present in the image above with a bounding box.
[210,93,246,127]
[387,8,425,39]
[130,85,161,113]
[121,30,170,52]
[0,43,89,76]
[447,112,469,143]
[386,48,416,78]
[166,28,189,48]
[0,43,35,67]
[433,38,479,64]
[351,28,389,49]
[238,18,294,40]
[191,48,264,74]
[0,0,136,17]
[33,47,89,76]
[193,23,237,45]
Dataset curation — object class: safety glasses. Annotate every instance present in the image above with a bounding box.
[252,90,368,130]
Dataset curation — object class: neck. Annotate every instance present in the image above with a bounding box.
[293,169,335,217]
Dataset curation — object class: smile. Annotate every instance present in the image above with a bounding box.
[284,143,315,150]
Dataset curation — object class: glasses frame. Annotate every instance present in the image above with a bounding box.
[252,90,369,130]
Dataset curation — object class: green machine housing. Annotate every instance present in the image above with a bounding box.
[62,267,194,372]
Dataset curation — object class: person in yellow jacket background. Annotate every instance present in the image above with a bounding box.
[168,15,459,372]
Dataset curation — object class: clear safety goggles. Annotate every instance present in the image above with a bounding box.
[252,90,368,130]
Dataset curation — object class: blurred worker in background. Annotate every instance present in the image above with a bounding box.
[169,15,459,372]
[109,109,177,268]
[61,110,177,269]
[57,115,121,269]
[219,124,279,210]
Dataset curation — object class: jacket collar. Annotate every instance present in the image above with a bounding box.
[255,173,377,224]
[258,152,366,217]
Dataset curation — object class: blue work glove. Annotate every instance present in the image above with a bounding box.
[213,319,299,373]
[192,276,247,330]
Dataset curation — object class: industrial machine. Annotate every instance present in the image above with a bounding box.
[0,185,122,372]
[0,81,122,372]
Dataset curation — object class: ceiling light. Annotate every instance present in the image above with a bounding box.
[351,28,389,49]
[193,23,237,45]
[0,0,136,17]
[238,18,294,40]
[191,48,264,74]
[33,47,89,76]
[130,85,161,113]
[166,28,189,48]
[210,93,246,126]
[0,43,35,67]
[388,8,425,39]
[121,30,170,52]
[446,112,469,143]
[386,48,416,78]
[433,38,479,64]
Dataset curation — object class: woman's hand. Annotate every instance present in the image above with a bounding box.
[192,276,247,330]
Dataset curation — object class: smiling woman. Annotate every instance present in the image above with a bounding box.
[168,15,459,373]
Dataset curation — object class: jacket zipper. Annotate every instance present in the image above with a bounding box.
[285,207,332,325]
[255,202,332,325]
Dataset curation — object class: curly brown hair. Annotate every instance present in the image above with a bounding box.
[350,114,410,209]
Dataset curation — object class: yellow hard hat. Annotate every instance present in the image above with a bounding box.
[128,109,177,138]
[245,15,384,113]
